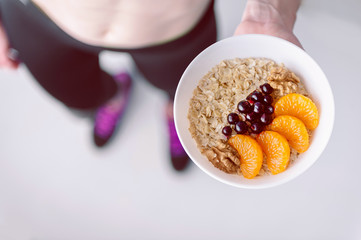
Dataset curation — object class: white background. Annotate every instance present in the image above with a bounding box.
[1,0,361,239]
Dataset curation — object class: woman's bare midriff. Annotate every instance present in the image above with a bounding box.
[31,0,211,48]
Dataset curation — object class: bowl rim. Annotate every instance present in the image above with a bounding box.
[174,34,335,189]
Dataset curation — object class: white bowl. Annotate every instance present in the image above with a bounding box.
[174,34,335,189]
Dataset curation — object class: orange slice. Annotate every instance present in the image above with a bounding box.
[256,131,290,175]
[274,93,319,130]
[228,135,263,179]
[268,115,309,153]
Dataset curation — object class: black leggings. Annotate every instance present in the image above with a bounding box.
[0,0,217,109]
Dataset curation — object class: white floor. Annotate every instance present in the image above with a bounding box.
[1,0,361,239]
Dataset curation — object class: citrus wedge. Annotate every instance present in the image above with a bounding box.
[257,131,290,175]
[274,93,319,130]
[228,135,263,179]
[268,115,309,153]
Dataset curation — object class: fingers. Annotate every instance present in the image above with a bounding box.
[0,21,19,70]
[0,47,20,69]
[0,49,19,70]
[0,57,19,69]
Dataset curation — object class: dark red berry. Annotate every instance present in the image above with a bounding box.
[264,105,274,114]
[263,95,273,105]
[235,121,248,134]
[253,102,265,114]
[227,113,240,124]
[250,122,264,134]
[260,83,274,95]
[237,100,252,114]
[249,91,263,102]
[246,94,255,104]
[260,113,273,125]
[245,112,259,123]
[222,126,232,137]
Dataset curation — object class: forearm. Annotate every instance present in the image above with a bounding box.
[241,0,301,31]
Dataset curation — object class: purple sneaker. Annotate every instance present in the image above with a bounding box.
[166,103,189,171]
[93,72,132,147]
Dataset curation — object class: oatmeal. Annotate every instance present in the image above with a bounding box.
[188,57,311,177]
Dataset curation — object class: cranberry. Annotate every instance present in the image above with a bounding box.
[264,105,274,114]
[246,94,254,104]
[237,100,252,114]
[227,113,240,125]
[260,83,274,95]
[222,126,232,137]
[263,95,273,105]
[235,121,248,134]
[253,102,265,114]
[250,122,264,134]
[248,91,263,102]
[245,112,260,123]
[260,113,273,125]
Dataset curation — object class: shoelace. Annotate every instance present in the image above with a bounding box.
[94,106,120,138]
[94,73,131,138]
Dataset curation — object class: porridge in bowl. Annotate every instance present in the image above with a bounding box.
[188,57,319,179]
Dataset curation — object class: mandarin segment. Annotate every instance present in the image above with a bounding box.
[256,131,290,175]
[228,135,263,179]
[268,115,309,153]
[274,93,319,130]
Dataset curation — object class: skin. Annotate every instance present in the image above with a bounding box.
[30,0,210,48]
[0,21,19,69]
[234,0,302,48]
[0,0,302,70]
